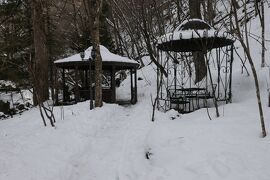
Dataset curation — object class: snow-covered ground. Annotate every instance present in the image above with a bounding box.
[1,55,270,180]
[1,5,270,180]
[0,80,33,107]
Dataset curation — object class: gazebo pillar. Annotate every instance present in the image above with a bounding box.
[84,69,88,87]
[130,69,133,103]
[134,68,138,103]
[111,66,116,102]
[89,60,94,109]
[75,65,79,103]
[130,68,137,104]
[62,68,66,102]
[228,45,234,103]
[54,68,59,105]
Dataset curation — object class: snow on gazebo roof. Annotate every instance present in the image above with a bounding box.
[54,45,138,65]
[175,18,212,31]
[157,19,235,52]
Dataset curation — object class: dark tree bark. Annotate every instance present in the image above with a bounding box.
[189,0,207,83]
[31,0,49,104]
[259,1,265,67]
[189,0,202,18]
[45,1,54,102]
[88,0,103,107]
[206,0,215,25]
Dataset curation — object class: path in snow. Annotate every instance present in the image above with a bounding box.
[60,101,153,180]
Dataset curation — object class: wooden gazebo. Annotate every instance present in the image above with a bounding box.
[54,45,139,105]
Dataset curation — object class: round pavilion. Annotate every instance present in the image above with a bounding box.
[156,19,235,114]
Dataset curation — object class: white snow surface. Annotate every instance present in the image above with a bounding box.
[54,45,138,65]
[0,80,16,88]
[157,29,234,44]
[0,89,32,106]
[1,54,270,180]
[1,6,270,180]
[157,19,234,44]
[175,18,213,31]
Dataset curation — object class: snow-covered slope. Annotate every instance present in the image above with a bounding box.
[1,5,270,180]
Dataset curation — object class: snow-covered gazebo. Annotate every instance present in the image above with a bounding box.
[157,18,234,52]
[156,19,235,113]
[54,45,139,105]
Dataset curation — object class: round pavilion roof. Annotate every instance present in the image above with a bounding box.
[157,19,235,52]
[54,45,139,70]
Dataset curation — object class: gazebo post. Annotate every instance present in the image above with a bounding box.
[111,66,116,102]
[130,68,134,104]
[134,68,138,103]
[75,65,79,103]
[85,69,88,87]
[174,61,177,94]
[228,45,234,103]
[89,59,94,110]
[55,68,59,105]
[206,54,220,117]
[62,68,66,103]
[157,49,160,110]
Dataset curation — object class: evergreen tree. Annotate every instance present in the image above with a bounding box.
[0,0,32,83]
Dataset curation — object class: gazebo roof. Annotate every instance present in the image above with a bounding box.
[176,18,212,31]
[157,19,235,52]
[54,45,139,70]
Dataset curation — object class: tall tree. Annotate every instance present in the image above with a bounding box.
[87,0,103,107]
[31,0,49,103]
[0,0,31,82]
[202,0,215,25]
[232,0,266,137]
[189,0,201,18]
[255,0,265,67]
[189,0,207,83]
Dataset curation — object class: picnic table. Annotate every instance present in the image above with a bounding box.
[168,86,215,113]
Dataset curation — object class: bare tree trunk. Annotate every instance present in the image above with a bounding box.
[268,90,270,107]
[232,0,266,137]
[189,0,201,18]
[189,0,207,83]
[254,0,265,67]
[261,1,265,67]
[244,0,250,51]
[207,0,215,25]
[28,1,55,127]
[28,59,55,127]
[31,0,49,104]
[174,0,182,23]
[88,0,103,107]
[45,1,54,102]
